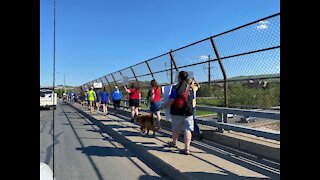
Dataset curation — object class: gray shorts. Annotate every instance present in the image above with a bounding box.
[171,115,194,132]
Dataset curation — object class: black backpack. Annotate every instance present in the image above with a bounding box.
[170,83,194,116]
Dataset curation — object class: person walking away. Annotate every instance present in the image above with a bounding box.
[163,71,194,155]
[148,80,162,130]
[80,90,85,106]
[124,82,141,123]
[188,78,203,140]
[85,90,89,108]
[68,91,72,102]
[100,87,109,116]
[88,87,96,113]
[112,86,122,112]
[95,88,101,112]
[74,93,78,103]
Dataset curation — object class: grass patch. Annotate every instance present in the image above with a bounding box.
[196,110,216,116]
[197,98,223,107]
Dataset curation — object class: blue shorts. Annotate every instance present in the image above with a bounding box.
[101,100,107,105]
[150,101,162,113]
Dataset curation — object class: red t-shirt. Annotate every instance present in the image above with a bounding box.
[151,86,161,102]
[129,88,140,100]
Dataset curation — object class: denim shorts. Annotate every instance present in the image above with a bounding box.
[150,101,162,113]
[171,115,194,132]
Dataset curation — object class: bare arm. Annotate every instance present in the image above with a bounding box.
[123,85,130,93]
[150,89,155,101]
[193,77,200,88]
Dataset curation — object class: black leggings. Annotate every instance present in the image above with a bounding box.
[113,100,121,109]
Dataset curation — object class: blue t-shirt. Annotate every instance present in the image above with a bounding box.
[100,92,108,102]
[112,90,122,100]
[169,85,194,101]
[169,86,177,100]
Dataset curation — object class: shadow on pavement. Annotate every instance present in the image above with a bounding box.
[117,130,144,137]
[185,171,270,180]
[138,175,163,180]
[76,146,135,157]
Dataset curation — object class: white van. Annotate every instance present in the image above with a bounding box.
[40,88,57,109]
[40,163,54,180]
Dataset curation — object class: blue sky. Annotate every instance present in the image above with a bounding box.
[40,0,280,86]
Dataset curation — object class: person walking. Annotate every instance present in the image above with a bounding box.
[188,78,203,140]
[112,86,122,111]
[124,82,141,122]
[88,87,96,113]
[163,71,194,155]
[94,88,101,112]
[80,89,85,106]
[148,80,162,130]
[100,87,109,116]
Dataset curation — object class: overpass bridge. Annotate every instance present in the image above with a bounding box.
[60,100,280,179]
[41,13,280,179]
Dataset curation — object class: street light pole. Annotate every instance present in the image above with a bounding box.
[64,73,66,93]
[52,0,56,178]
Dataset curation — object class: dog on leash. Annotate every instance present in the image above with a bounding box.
[134,115,157,136]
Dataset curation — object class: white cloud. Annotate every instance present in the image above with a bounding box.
[256,20,270,30]
[189,55,210,64]
[259,20,270,24]
[199,55,208,61]
[257,24,268,29]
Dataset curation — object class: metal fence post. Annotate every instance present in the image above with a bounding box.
[130,66,140,88]
[104,76,113,92]
[110,73,118,87]
[99,78,105,88]
[118,70,123,77]
[208,55,211,92]
[210,37,228,107]
[210,37,228,133]
[169,49,179,84]
[145,61,155,80]
[170,58,173,84]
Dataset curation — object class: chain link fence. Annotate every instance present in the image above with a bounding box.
[79,13,280,110]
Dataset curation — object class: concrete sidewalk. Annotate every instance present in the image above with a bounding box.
[69,102,280,180]
[95,103,280,162]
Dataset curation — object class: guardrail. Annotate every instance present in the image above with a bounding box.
[106,99,280,141]
[196,105,280,141]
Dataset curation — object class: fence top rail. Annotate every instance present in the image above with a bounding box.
[212,12,280,38]
[82,13,280,86]
[196,105,280,120]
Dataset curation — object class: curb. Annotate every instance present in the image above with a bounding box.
[105,106,280,162]
[68,102,196,180]
[74,103,280,162]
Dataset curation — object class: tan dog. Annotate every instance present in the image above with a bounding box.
[135,115,157,136]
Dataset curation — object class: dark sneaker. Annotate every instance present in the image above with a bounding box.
[164,141,177,148]
[179,149,190,155]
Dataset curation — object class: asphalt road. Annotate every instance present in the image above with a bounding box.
[40,101,166,180]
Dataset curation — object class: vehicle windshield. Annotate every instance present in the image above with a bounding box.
[40,89,53,97]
